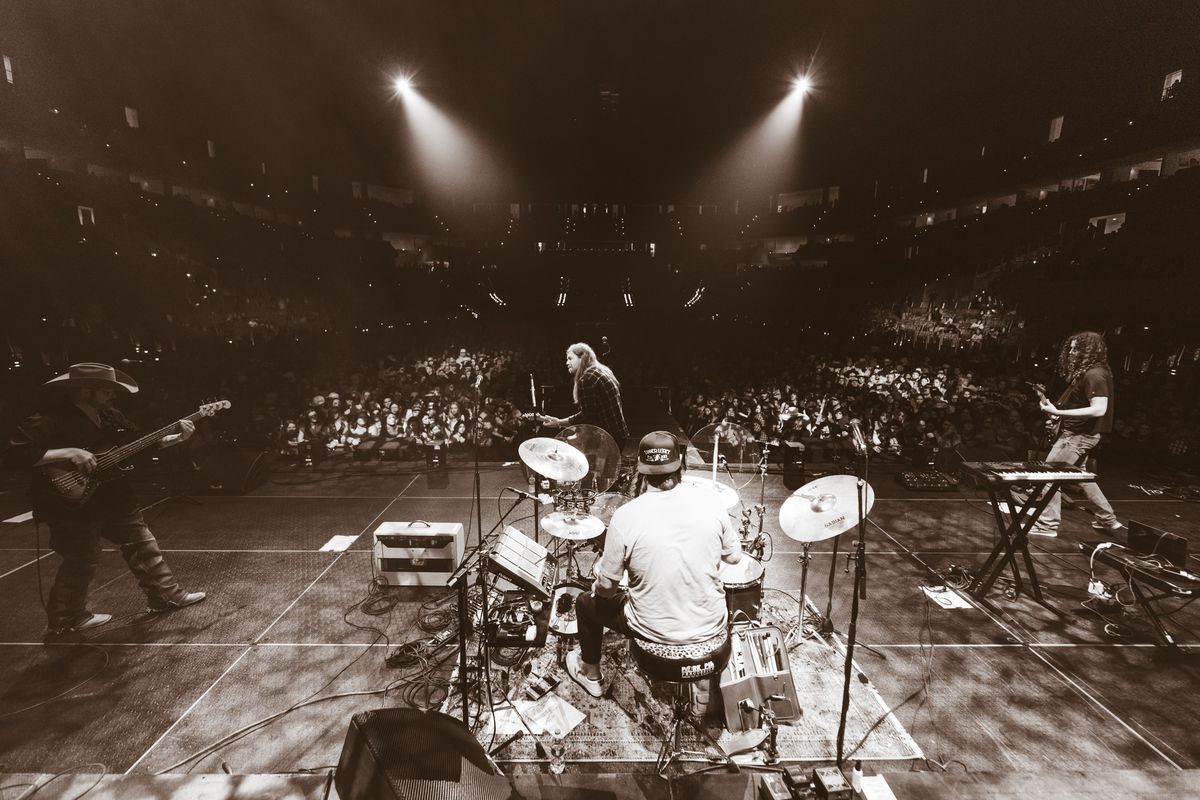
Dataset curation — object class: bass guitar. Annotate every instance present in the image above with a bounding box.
[43,400,231,503]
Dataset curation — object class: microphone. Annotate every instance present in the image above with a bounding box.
[120,358,144,364]
[849,421,867,455]
[506,487,543,503]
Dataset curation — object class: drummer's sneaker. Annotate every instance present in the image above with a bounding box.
[566,650,605,698]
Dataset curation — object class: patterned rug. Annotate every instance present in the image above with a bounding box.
[464,592,923,766]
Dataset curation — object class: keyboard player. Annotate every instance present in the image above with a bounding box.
[1023,331,1122,537]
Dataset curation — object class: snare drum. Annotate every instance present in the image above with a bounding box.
[719,556,764,622]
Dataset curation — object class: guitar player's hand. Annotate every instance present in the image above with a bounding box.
[58,448,97,474]
[1039,398,1057,415]
[161,419,195,447]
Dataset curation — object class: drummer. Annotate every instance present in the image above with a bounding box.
[539,342,629,453]
[566,431,742,697]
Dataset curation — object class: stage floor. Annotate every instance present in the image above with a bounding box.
[2,456,1200,794]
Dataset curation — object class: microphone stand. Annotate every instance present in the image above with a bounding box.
[835,432,871,768]
[446,492,523,726]
[471,377,484,551]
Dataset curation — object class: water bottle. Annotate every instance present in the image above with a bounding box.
[549,743,566,774]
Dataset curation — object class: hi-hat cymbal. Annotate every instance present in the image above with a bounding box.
[779,474,875,543]
[518,437,589,482]
[681,474,740,509]
[543,512,605,541]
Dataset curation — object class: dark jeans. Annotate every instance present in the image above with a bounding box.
[45,508,184,630]
[575,590,637,666]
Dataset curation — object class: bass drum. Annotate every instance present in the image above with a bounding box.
[719,556,764,623]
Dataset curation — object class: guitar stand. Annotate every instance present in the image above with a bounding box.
[969,480,1066,607]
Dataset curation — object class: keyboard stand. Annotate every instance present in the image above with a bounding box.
[969,480,1064,605]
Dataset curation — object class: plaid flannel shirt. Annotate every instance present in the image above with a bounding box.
[567,365,629,445]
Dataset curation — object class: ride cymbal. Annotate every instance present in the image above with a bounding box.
[779,474,875,543]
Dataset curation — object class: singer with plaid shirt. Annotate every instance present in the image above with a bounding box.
[541,342,628,451]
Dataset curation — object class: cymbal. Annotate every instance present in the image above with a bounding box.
[543,511,605,541]
[779,474,875,543]
[518,437,589,482]
[681,474,740,509]
[557,424,621,493]
[590,491,631,524]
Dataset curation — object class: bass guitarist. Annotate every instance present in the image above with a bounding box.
[1,363,206,637]
[1024,332,1122,537]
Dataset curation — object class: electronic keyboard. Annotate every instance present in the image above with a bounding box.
[961,461,1095,484]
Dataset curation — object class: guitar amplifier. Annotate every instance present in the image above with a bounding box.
[719,624,800,732]
[373,521,464,586]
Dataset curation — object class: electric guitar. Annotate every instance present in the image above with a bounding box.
[43,400,231,503]
[1026,382,1062,445]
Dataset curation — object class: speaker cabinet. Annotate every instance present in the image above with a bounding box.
[336,708,517,800]
[195,445,271,495]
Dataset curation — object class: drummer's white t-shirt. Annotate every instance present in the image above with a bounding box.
[598,482,741,645]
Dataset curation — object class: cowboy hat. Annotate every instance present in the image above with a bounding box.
[43,362,139,394]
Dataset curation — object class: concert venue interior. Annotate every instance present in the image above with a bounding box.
[3,2,1200,798]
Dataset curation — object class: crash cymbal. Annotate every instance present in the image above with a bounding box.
[779,474,875,543]
[543,511,605,541]
[590,491,632,525]
[557,424,621,493]
[518,437,589,482]
[687,421,758,469]
[680,474,740,509]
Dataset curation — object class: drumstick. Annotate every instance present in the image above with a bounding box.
[711,434,719,484]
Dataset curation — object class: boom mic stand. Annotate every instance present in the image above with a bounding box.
[446,492,523,726]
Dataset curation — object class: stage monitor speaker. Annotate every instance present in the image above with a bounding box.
[336,708,519,800]
[783,441,805,490]
[195,445,271,495]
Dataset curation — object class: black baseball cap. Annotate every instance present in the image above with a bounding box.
[637,431,682,475]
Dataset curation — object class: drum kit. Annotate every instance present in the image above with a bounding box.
[517,420,875,643]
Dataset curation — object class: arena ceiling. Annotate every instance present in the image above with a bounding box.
[1,1,1198,201]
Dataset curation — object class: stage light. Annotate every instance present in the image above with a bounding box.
[393,75,413,95]
[793,75,812,94]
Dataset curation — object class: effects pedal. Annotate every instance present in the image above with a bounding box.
[812,765,852,800]
[758,773,792,800]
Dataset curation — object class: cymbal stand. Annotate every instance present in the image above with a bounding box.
[790,542,819,647]
[835,435,872,768]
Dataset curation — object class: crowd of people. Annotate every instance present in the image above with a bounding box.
[677,346,1054,467]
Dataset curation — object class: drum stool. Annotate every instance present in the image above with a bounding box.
[630,628,732,776]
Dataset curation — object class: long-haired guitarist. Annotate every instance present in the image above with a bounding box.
[1,363,206,637]
[539,342,629,453]
[1023,332,1122,537]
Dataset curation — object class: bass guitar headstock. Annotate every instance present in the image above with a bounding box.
[199,399,233,417]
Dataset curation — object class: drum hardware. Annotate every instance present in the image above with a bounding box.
[779,474,876,643]
[542,510,604,581]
